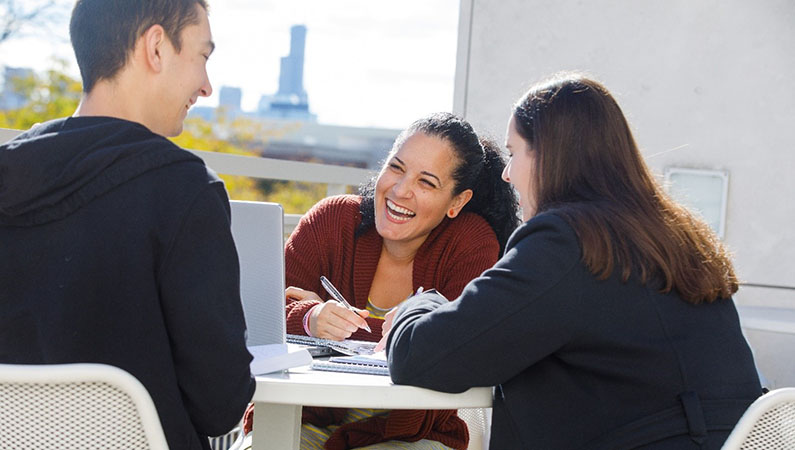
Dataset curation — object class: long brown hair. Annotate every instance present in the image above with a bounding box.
[513,73,737,303]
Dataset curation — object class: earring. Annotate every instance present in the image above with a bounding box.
[448,208,456,218]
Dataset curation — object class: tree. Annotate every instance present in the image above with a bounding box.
[0,61,81,130]
[0,0,67,45]
[170,113,330,211]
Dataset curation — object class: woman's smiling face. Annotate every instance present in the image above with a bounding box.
[374,132,471,248]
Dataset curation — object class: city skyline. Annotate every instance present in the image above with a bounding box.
[0,0,461,129]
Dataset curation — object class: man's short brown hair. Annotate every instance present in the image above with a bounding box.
[69,0,209,93]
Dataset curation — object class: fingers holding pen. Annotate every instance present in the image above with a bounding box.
[310,300,370,340]
[319,275,372,333]
[350,306,371,330]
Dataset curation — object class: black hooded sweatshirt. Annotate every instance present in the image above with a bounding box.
[0,116,255,449]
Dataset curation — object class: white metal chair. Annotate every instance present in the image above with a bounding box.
[459,407,491,450]
[722,387,795,449]
[0,363,169,450]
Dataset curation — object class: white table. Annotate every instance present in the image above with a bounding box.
[251,365,493,450]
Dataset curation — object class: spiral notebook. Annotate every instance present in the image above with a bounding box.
[311,353,389,376]
[286,334,377,356]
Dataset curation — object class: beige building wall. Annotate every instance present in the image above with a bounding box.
[453,0,795,308]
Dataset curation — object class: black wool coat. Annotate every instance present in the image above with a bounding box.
[388,212,762,450]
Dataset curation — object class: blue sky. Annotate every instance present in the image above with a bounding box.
[1,0,461,129]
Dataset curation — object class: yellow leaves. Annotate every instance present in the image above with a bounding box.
[263,181,327,214]
[0,60,81,130]
[171,115,329,212]
[218,175,268,202]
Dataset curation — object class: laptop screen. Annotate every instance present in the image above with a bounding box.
[229,200,286,346]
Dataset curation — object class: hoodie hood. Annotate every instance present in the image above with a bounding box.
[0,116,201,226]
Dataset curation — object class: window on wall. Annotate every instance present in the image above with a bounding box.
[664,168,729,238]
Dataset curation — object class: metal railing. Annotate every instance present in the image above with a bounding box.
[1,127,376,235]
[187,149,374,234]
[0,128,20,143]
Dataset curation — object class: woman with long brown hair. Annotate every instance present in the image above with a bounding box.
[382,73,762,449]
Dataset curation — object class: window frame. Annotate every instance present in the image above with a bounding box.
[663,167,729,238]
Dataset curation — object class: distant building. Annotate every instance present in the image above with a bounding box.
[195,25,315,123]
[189,105,216,122]
[218,86,242,113]
[0,66,35,110]
[277,25,307,103]
[258,25,315,121]
[250,119,398,169]
[186,25,398,169]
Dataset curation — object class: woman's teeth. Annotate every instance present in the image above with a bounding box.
[386,199,415,221]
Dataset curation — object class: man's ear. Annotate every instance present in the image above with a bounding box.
[140,24,168,73]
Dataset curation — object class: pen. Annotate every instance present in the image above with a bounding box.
[320,276,372,333]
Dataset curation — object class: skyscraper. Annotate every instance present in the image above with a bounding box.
[259,24,314,121]
[277,25,307,103]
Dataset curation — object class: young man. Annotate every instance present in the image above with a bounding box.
[0,1,255,448]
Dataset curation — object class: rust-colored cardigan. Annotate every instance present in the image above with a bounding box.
[284,195,499,449]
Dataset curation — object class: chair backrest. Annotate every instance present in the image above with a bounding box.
[229,200,287,346]
[0,363,169,450]
[722,387,795,449]
[458,407,491,450]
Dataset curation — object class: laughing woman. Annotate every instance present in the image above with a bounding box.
[279,112,519,449]
[383,74,763,449]
[284,113,518,343]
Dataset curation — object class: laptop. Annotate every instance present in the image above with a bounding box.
[230,200,365,358]
[229,200,286,346]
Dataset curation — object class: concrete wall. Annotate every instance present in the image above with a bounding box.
[453,0,795,308]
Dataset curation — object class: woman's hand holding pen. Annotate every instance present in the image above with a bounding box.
[286,285,370,340]
[310,301,370,341]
